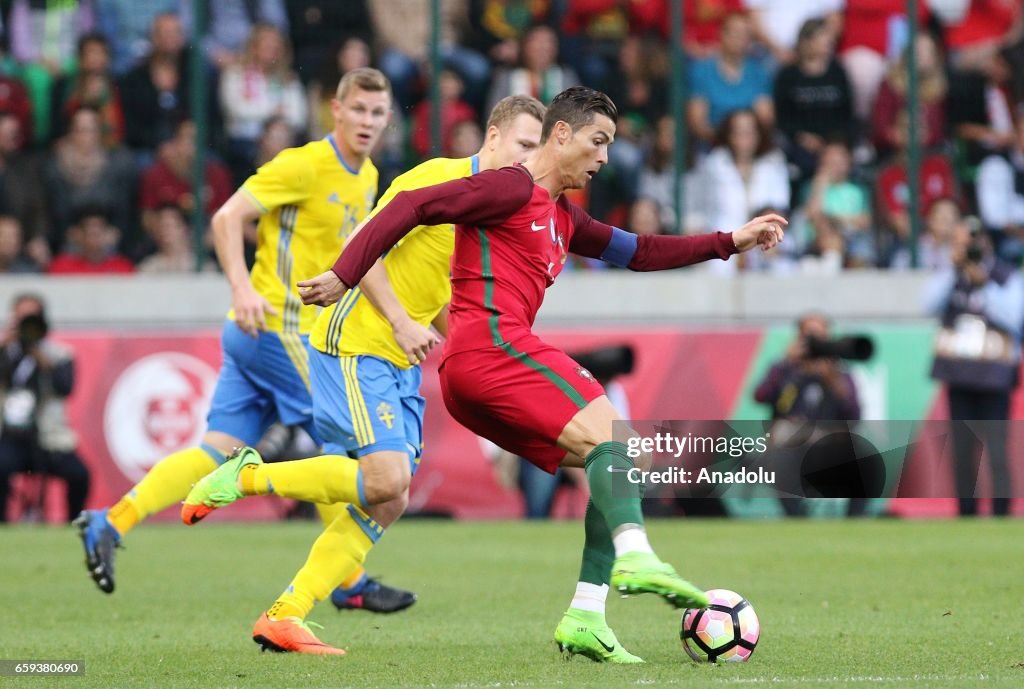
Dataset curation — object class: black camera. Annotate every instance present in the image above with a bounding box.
[805,335,874,361]
[569,345,635,382]
[17,312,49,349]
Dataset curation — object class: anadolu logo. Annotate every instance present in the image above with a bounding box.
[103,353,218,482]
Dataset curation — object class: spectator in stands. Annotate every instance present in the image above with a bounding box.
[253,115,296,171]
[801,142,874,268]
[753,312,863,517]
[941,0,1022,72]
[695,109,790,270]
[927,229,1023,517]
[976,116,1024,261]
[638,114,704,233]
[50,32,124,145]
[203,0,288,69]
[0,114,47,257]
[0,28,50,146]
[774,18,855,181]
[839,0,929,120]
[7,0,95,74]
[487,25,579,113]
[0,215,41,273]
[371,0,491,111]
[412,69,477,158]
[48,205,134,274]
[871,31,947,159]
[627,197,666,236]
[43,106,135,251]
[465,0,552,71]
[95,0,190,75]
[286,0,372,83]
[746,0,843,67]
[118,12,211,156]
[0,293,90,523]
[918,197,965,271]
[0,54,34,148]
[875,112,958,267]
[602,36,669,206]
[307,36,372,140]
[138,118,232,240]
[137,204,213,273]
[948,46,1016,170]
[448,119,483,158]
[558,0,640,90]
[219,23,306,183]
[649,0,744,60]
[687,12,774,146]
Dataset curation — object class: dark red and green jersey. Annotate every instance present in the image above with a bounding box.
[332,165,738,361]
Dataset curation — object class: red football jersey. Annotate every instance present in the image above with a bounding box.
[332,165,736,360]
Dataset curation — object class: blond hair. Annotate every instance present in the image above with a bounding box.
[486,95,546,131]
[336,67,392,102]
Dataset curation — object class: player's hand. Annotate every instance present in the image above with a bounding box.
[231,283,278,337]
[732,214,787,253]
[393,320,440,365]
[297,270,348,307]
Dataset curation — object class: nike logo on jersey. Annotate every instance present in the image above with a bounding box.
[607,466,630,473]
[327,192,341,204]
[530,220,546,232]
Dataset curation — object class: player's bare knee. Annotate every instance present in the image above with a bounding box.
[367,490,409,528]
[362,451,411,503]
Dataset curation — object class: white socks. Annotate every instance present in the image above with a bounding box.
[612,526,654,556]
[569,582,608,615]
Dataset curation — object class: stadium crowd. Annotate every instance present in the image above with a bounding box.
[0,0,1019,275]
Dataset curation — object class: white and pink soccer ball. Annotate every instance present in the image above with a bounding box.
[680,589,760,663]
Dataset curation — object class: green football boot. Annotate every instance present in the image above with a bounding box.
[554,609,643,664]
[611,551,710,609]
[181,447,263,525]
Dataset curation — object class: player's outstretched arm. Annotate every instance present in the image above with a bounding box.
[360,258,439,364]
[211,191,279,336]
[327,167,534,295]
[568,203,786,271]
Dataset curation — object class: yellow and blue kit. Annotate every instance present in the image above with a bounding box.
[308,155,479,467]
[207,135,377,447]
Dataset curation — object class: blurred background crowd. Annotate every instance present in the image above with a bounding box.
[0,0,1018,277]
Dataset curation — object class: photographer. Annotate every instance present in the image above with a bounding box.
[927,230,1024,517]
[754,312,863,517]
[0,294,89,522]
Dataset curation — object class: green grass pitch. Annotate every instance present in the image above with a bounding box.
[2,517,1023,688]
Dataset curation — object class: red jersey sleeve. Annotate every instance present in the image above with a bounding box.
[332,166,535,288]
[567,203,737,270]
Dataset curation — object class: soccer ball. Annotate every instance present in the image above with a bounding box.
[680,589,759,663]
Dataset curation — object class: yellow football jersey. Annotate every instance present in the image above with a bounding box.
[310,155,479,368]
[237,135,378,335]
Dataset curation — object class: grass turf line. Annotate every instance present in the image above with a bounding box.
[2,518,1022,689]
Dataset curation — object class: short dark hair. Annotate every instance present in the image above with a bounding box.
[540,86,617,142]
[154,203,187,222]
[71,204,112,227]
[77,31,109,57]
[11,292,45,316]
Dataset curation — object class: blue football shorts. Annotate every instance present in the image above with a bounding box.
[206,321,320,446]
